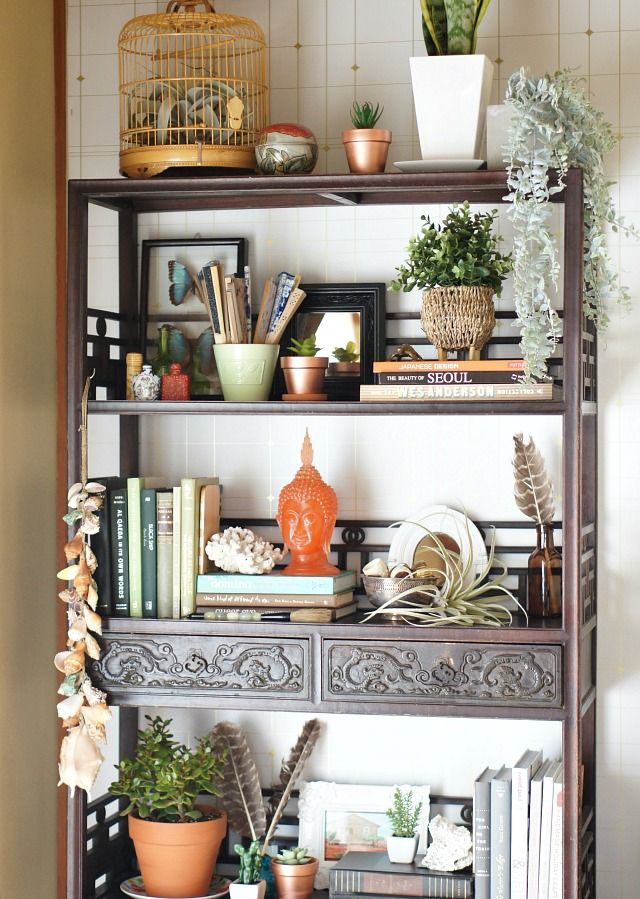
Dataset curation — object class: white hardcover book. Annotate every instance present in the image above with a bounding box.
[547,769,564,899]
[537,760,561,899]
[527,760,553,899]
[171,485,181,619]
[511,749,543,899]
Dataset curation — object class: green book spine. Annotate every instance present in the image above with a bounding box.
[141,487,157,617]
[156,491,174,619]
[109,488,129,616]
[127,477,144,618]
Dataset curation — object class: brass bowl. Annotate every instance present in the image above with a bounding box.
[362,575,438,609]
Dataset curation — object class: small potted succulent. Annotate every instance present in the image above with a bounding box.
[390,201,512,360]
[270,847,319,899]
[385,787,423,864]
[109,715,227,899]
[342,100,392,174]
[330,341,360,375]
[230,840,266,899]
[280,334,328,398]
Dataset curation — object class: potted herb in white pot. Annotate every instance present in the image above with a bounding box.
[411,0,494,161]
[386,788,423,864]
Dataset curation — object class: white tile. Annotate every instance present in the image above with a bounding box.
[327,85,358,141]
[228,0,269,38]
[355,0,413,44]
[559,0,589,33]
[299,45,327,90]
[299,0,327,47]
[81,94,119,148]
[590,31,620,75]
[499,35,559,74]
[478,0,498,37]
[500,0,559,36]
[621,0,640,30]
[591,2,619,32]
[623,74,640,129]
[68,97,81,148]
[268,88,298,126]
[269,0,297,47]
[81,4,134,56]
[355,41,412,87]
[77,53,119,96]
[298,87,328,141]
[328,0,355,44]
[269,47,297,91]
[621,31,640,74]
[590,75,620,128]
[67,4,80,55]
[559,33,589,73]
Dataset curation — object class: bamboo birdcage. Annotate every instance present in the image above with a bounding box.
[118,0,267,178]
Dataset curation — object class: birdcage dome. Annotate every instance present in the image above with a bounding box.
[119,0,267,178]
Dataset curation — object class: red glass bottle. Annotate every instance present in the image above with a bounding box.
[161,363,190,401]
[527,524,562,618]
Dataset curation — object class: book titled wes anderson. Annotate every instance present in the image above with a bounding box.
[329,851,473,899]
[360,382,558,402]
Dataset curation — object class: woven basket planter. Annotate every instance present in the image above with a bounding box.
[420,285,495,360]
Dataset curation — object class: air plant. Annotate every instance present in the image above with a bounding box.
[350,100,384,129]
[362,516,523,627]
[419,0,493,56]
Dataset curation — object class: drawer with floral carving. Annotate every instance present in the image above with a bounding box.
[324,640,562,708]
[91,634,309,700]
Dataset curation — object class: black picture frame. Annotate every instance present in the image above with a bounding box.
[139,237,247,396]
[277,283,386,400]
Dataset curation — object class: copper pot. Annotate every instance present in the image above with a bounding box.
[281,356,328,395]
[342,128,392,174]
[271,857,319,899]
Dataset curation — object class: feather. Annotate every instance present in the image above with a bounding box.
[262,719,321,855]
[210,721,266,841]
[512,433,555,524]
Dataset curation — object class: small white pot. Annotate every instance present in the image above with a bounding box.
[229,880,266,899]
[409,55,493,160]
[386,834,419,864]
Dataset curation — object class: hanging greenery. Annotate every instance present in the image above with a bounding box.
[504,67,637,380]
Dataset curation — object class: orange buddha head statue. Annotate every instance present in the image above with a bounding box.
[277,430,339,575]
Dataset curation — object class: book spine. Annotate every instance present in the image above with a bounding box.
[196,591,354,608]
[378,370,525,385]
[491,776,512,899]
[373,359,526,373]
[510,770,532,899]
[92,492,112,615]
[198,483,221,575]
[547,778,563,899]
[195,573,355,594]
[537,765,558,899]
[171,486,182,619]
[180,479,197,616]
[109,489,129,616]
[141,488,157,617]
[474,777,492,899]
[127,478,144,618]
[329,871,472,897]
[156,491,174,619]
[527,775,546,899]
[360,384,553,401]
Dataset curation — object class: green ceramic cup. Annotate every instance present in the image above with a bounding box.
[213,344,280,401]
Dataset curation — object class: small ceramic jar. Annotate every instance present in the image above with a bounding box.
[161,362,190,400]
[131,364,160,401]
[255,123,318,175]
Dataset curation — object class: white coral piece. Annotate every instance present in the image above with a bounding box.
[205,526,284,574]
[420,815,473,872]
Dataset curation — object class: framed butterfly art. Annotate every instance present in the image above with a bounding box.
[139,237,247,397]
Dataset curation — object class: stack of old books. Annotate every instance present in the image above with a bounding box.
[360,358,559,402]
[194,569,358,622]
[329,851,473,899]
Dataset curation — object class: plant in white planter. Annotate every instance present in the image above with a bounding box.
[504,67,639,381]
[411,0,494,160]
[230,841,266,899]
[386,788,423,863]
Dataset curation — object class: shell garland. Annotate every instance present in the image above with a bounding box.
[56,479,111,796]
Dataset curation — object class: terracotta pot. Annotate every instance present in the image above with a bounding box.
[342,128,392,174]
[128,809,227,898]
[281,356,328,395]
[229,880,266,899]
[271,857,319,899]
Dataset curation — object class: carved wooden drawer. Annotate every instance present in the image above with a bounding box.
[91,634,309,700]
[324,640,562,708]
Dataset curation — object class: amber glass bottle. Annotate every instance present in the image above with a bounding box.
[527,524,562,618]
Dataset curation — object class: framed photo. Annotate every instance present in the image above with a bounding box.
[139,238,247,397]
[298,781,430,888]
[278,283,386,400]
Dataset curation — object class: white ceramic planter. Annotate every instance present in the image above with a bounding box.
[229,880,266,899]
[409,55,494,160]
[386,834,419,864]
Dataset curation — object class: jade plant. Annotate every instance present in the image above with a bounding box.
[288,335,321,356]
[389,201,512,294]
[350,100,384,129]
[419,0,492,55]
[109,715,225,822]
[333,341,360,363]
[273,847,313,865]
[235,840,263,884]
[386,788,423,838]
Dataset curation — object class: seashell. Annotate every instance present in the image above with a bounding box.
[58,673,83,696]
[84,633,101,661]
[73,558,92,596]
[62,716,81,728]
[83,496,102,513]
[54,648,85,675]
[390,563,414,579]
[67,482,83,503]
[83,605,102,635]
[64,531,85,562]
[81,677,107,706]
[57,564,79,582]
[80,704,112,743]
[84,545,97,573]
[362,558,390,577]
[86,583,99,611]
[58,724,104,797]
[67,616,87,643]
[80,512,100,536]
[57,693,85,720]
[85,482,106,494]
[59,589,77,604]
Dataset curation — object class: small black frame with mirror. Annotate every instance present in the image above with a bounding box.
[277,283,386,400]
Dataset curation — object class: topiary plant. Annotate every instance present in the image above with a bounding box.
[386,788,423,838]
[109,715,225,822]
[389,201,512,295]
[273,847,313,865]
[288,335,321,356]
[350,100,384,129]
[333,341,360,363]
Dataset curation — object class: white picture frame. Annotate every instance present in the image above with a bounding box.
[298,781,431,889]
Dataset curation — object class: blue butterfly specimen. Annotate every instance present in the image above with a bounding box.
[168,260,203,306]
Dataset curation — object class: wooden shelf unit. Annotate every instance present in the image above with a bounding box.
[63,169,596,899]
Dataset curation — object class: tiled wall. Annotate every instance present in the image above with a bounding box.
[70,1,640,894]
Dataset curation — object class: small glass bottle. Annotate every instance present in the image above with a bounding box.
[132,364,160,401]
[125,352,143,400]
[161,362,190,400]
[151,324,173,377]
[527,524,562,618]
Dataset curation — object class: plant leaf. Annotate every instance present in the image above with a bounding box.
[512,433,555,524]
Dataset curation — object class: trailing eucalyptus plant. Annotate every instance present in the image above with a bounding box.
[419,0,492,55]
[504,67,638,380]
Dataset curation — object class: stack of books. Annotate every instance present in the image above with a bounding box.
[329,851,473,899]
[194,570,358,622]
[360,359,559,402]
[473,751,563,899]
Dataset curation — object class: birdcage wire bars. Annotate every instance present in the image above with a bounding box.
[119,1,267,177]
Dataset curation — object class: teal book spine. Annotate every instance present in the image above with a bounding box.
[127,477,144,618]
[141,487,157,617]
[196,570,356,595]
